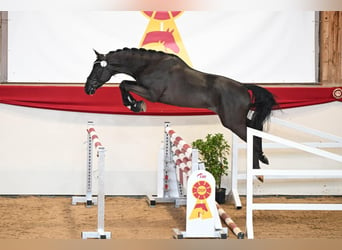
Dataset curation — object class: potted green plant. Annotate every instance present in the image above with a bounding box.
[192,133,230,204]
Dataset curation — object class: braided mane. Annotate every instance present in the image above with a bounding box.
[108,47,177,59]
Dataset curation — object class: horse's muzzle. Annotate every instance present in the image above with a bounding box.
[85,79,98,95]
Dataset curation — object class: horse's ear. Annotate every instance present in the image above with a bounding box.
[93,49,101,58]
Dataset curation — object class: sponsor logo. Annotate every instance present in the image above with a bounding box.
[189,180,213,220]
[139,11,192,66]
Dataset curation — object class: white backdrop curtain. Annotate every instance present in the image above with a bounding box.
[8,11,316,83]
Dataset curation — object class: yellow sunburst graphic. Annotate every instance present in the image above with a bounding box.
[139,11,192,66]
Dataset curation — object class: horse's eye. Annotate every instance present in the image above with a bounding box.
[100,60,108,67]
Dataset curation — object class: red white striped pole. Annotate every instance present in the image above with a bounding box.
[165,127,193,188]
[87,126,103,151]
[216,202,245,239]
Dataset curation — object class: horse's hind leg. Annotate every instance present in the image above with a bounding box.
[246,118,269,165]
[232,124,262,171]
[218,108,261,171]
[228,119,265,183]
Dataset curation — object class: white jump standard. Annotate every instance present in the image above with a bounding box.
[72,122,99,206]
[147,122,228,238]
[147,122,203,207]
[72,121,111,239]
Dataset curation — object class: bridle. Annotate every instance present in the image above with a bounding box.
[93,60,108,68]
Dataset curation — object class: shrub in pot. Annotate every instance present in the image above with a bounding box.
[192,133,230,204]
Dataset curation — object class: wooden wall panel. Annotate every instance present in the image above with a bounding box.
[0,12,8,83]
[320,11,342,85]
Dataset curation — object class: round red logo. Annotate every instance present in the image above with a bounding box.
[333,88,342,99]
[192,181,211,200]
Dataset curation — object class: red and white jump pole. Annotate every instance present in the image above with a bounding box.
[166,126,193,192]
[216,202,245,239]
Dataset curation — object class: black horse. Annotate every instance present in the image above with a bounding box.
[85,48,277,172]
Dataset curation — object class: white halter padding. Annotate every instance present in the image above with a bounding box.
[94,60,108,68]
[100,60,107,67]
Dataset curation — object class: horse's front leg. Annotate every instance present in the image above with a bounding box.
[119,80,147,112]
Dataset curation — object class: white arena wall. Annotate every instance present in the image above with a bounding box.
[0,101,341,196]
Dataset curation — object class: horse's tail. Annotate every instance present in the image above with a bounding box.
[244,84,278,129]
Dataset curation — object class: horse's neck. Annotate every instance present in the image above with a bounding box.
[110,50,163,75]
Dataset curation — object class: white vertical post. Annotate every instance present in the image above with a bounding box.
[230,134,242,209]
[147,121,187,207]
[246,128,254,239]
[97,146,106,236]
[191,149,200,171]
[156,147,165,198]
[72,121,97,206]
[85,121,94,206]
[164,122,172,197]
[81,122,111,239]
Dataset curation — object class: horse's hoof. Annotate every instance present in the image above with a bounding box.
[256,175,264,182]
[131,101,146,112]
[139,101,147,112]
[259,153,269,165]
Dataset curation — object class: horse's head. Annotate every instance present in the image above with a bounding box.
[85,50,113,95]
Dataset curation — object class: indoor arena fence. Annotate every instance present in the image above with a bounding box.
[230,117,342,209]
[243,120,342,239]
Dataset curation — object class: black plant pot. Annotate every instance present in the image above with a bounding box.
[215,188,226,204]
